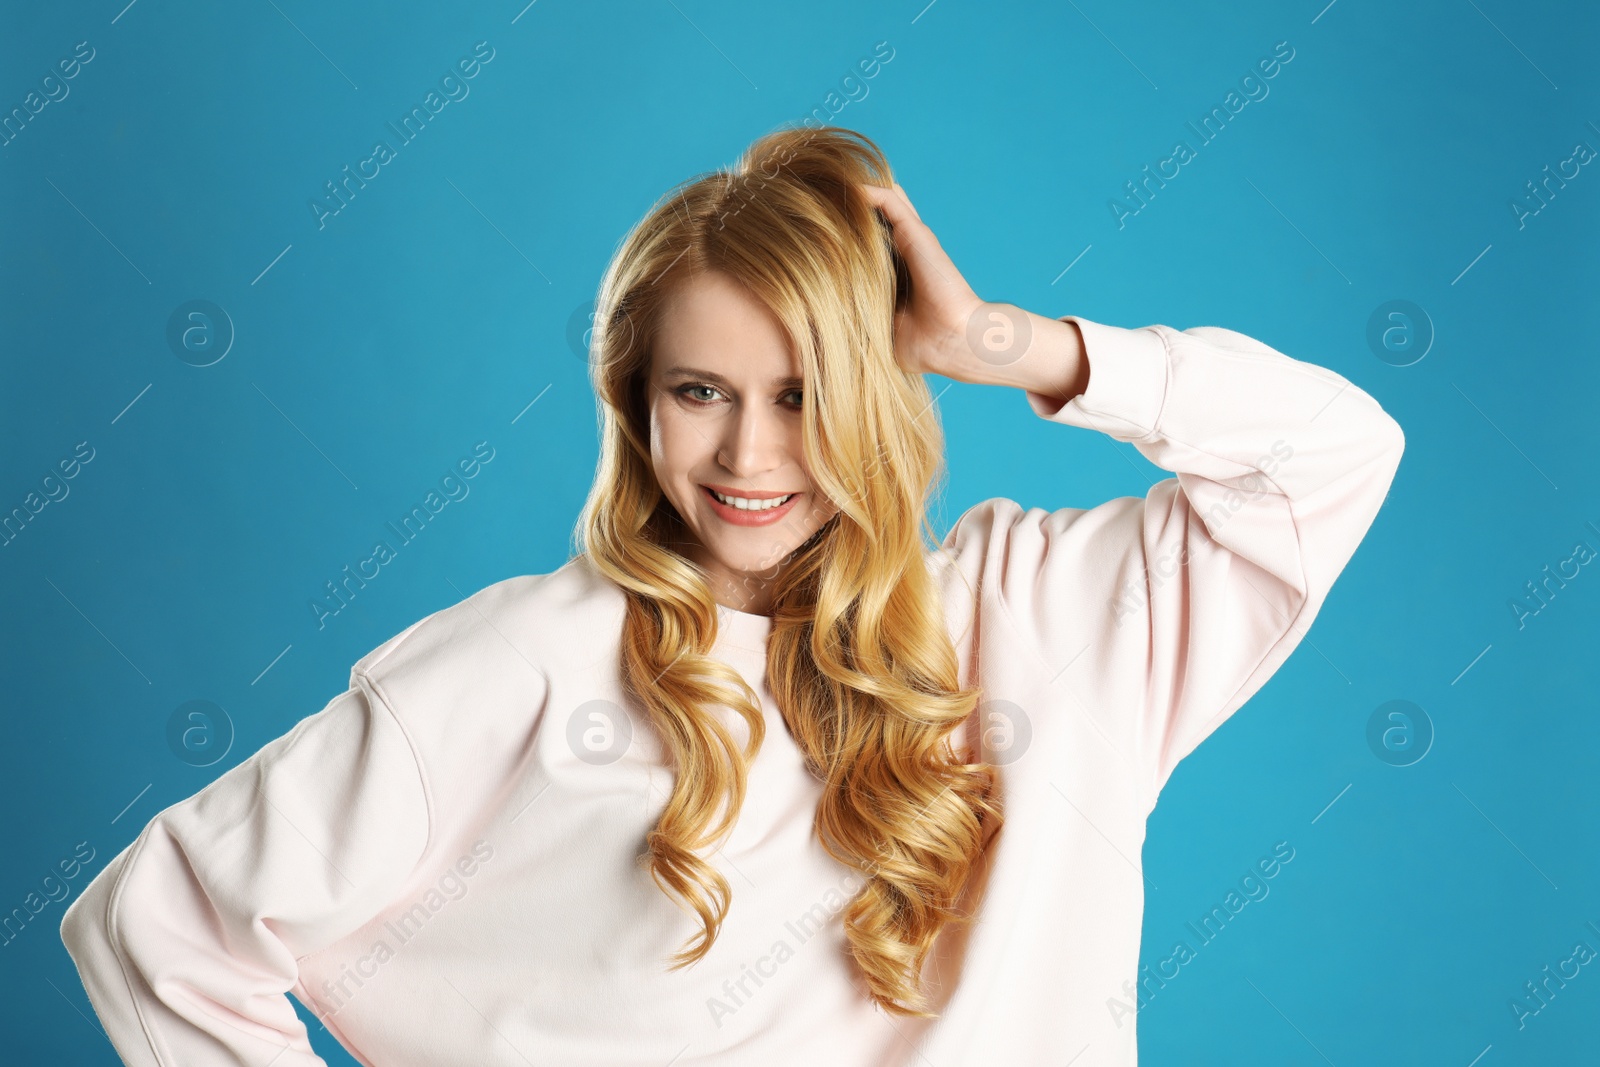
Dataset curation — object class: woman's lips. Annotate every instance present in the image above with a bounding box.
[700,482,796,500]
[700,485,802,526]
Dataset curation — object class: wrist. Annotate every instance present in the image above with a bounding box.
[939,306,1087,401]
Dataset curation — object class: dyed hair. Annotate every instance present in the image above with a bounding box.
[575,124,1001,1017]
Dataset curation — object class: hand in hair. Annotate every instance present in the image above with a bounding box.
[859,180,988,379]
[862,180,1089,400]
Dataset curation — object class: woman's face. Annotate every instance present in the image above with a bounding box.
[647,270,840,615]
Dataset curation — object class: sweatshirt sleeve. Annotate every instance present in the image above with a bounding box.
[942,314,1405,809]
[59,672,431,1066]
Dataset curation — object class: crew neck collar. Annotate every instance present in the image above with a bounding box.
[716,602,773,647]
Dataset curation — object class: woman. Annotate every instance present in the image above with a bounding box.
[61,126,1404,1065]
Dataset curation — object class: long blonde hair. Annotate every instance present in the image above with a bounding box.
[576,124,1001,1017]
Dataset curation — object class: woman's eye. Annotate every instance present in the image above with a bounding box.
[675,384,802,407]
[679,384,721,404]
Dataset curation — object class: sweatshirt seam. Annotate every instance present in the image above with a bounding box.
[979,501,1152,792]
[1128,336,1400,811]
[1131,325,1174,443]
[1132,439,1310,816]
[101,820,178,1066]
[983,321,1179,801]
[1072,321,1171,445]
[1139,533,1312,816]
[1042,325,1344,815]
[356,613,435,677]
[93,703,338,1064]
[350,668,437,902]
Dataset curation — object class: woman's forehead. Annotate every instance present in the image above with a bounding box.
[652,273,801,382]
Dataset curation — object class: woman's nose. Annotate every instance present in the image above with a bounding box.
[716,403,786,479]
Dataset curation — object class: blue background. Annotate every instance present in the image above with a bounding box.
[4,1,1597,1064]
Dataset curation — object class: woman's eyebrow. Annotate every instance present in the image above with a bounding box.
[661,366,804,388]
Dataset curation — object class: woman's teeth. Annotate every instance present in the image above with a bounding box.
[709,488,795,511]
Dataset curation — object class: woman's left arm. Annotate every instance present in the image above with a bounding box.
[864,181,1406,808]
[961,311,1405,805]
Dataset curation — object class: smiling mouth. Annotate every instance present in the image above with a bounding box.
[701,485,799,511]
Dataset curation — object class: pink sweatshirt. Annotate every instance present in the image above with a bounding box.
[61,315,1404,1066]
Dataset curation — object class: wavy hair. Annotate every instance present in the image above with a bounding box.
[575,124,1001,1017]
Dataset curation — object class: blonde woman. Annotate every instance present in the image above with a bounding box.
[62,126,1404,1066]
